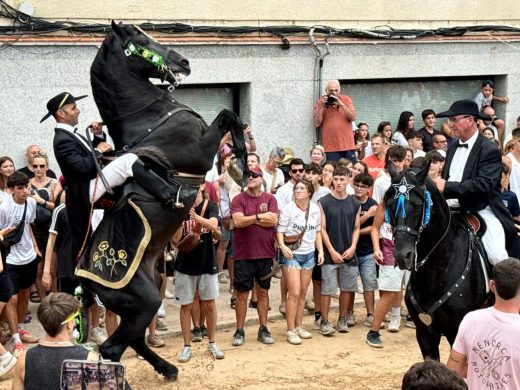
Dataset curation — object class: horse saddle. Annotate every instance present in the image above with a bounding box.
[452,210,487,239]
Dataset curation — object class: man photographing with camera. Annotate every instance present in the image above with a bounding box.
[313,80,357,163]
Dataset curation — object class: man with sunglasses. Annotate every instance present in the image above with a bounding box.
[230,166,278,347]
[436,100,520,263]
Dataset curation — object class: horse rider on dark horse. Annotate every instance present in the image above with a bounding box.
[42,92,180,261]
[434,99,520,263]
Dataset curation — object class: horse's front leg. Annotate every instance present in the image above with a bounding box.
[415,322,441,361]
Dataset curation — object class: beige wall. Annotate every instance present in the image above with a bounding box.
[3,0,520,29]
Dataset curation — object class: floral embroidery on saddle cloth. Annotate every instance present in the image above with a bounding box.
[76,199,151,289]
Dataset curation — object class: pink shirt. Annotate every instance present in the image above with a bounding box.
[313,95,356,152]
[363,155,386,180]
[453,307,520,389]
[231,191,278,260]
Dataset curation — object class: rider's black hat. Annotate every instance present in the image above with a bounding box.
[436,99,491,121]
[40,92,87,123]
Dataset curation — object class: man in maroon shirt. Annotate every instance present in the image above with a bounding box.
[231,166,278,346]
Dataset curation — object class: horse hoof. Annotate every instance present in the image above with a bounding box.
[164,365,179,381]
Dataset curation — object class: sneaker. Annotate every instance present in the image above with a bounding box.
[387,315,401,333]
[363,314,386,329]
[90,327,107,345]
[405,315,416,329]
[366,331,384,348]
[304,298,315,311]
[157,301,166,318]
[384,312,391,322]
[278,303,286,315]
[346,311,356,327]
[286,329,301,345]
[156,319,168,331]
[296,326,312,339]
[313,318,321,330]
[12,341,24,358]
[200,325,208,338]
[320,320,336,336]
[231,328,245,347]
[257,325,274,345]
[0,352,16,378]
[336,316,349,333]
[177,345,192,363]
[208,343,225,359]
[147,333,165,348]
[191,327,203,342]
[19,330,38,343]
[218,272,228,284]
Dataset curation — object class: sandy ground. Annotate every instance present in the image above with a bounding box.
[0,278,452,389]
[121,309,449,390]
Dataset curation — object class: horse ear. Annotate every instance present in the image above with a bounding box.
[388,160,398,180]
[111,20,123,37]
[416,159,431,184]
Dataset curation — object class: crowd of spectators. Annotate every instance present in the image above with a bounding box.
[0,78,519,388]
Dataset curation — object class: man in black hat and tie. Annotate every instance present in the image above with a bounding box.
[435,99,520,263]
[43,92,179,257]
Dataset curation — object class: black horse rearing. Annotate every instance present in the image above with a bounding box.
[80,21,247,381]
[385,163,490,360]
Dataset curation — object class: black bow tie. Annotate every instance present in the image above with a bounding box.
[73,128,78,133]
[458,143,468,148]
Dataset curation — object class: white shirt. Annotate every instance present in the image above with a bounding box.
[277,201,321,255]
[0,196,37,265]
[447,130,480,207]
[275,181,295,211]
[55,123,90,151]
[413,150,426,158]
[260,166,285,192]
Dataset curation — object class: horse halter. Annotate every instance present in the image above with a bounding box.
[385,177,433,270]
[124,27,181,92]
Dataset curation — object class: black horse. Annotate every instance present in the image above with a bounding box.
[81,22,247,381]
[385,162,490,360]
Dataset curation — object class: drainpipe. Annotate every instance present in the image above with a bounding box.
[309,28,331,145]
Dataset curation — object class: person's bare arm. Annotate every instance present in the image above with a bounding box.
[11,350,26,389]
[446,349,468,378]
[42,233,57,291]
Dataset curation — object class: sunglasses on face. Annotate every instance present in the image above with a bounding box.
[249,173,261,179]
[291,169,305,174]
[32,164,46,169]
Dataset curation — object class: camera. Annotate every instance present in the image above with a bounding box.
[325,94,336,106]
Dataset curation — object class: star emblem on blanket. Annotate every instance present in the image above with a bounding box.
[93,241,128,277]
[393,177,415,200]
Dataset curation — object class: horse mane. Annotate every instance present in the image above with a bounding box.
[90,33,163,124]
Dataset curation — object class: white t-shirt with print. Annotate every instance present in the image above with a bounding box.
[277,201,321,255]
[0,196,37,265]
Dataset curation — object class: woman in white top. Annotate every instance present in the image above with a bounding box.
[277,179,324,345]
[0,156,14,205]
[392,111,415,147]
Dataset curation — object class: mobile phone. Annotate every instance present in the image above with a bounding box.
[61,359,126,389]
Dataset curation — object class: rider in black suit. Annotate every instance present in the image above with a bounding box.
[43,92,178,258]
[436,100,520,261]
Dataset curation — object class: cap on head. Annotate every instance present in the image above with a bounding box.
[249,166,263,177]
[482,80,495,89]
[436,100,491,121]
[40,92,87,123]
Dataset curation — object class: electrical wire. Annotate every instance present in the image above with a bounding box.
[2,0,520,44]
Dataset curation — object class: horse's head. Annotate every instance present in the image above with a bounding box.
[384,161,433,271]
[111,21,191,88]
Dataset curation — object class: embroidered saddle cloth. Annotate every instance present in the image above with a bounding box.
[76,199,151,289]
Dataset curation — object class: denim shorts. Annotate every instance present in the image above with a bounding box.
[280,251,315,270]
[357,253,378,291]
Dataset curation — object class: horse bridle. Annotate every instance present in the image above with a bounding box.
[387,181,451,271]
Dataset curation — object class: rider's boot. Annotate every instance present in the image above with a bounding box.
[131,160,178,206]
